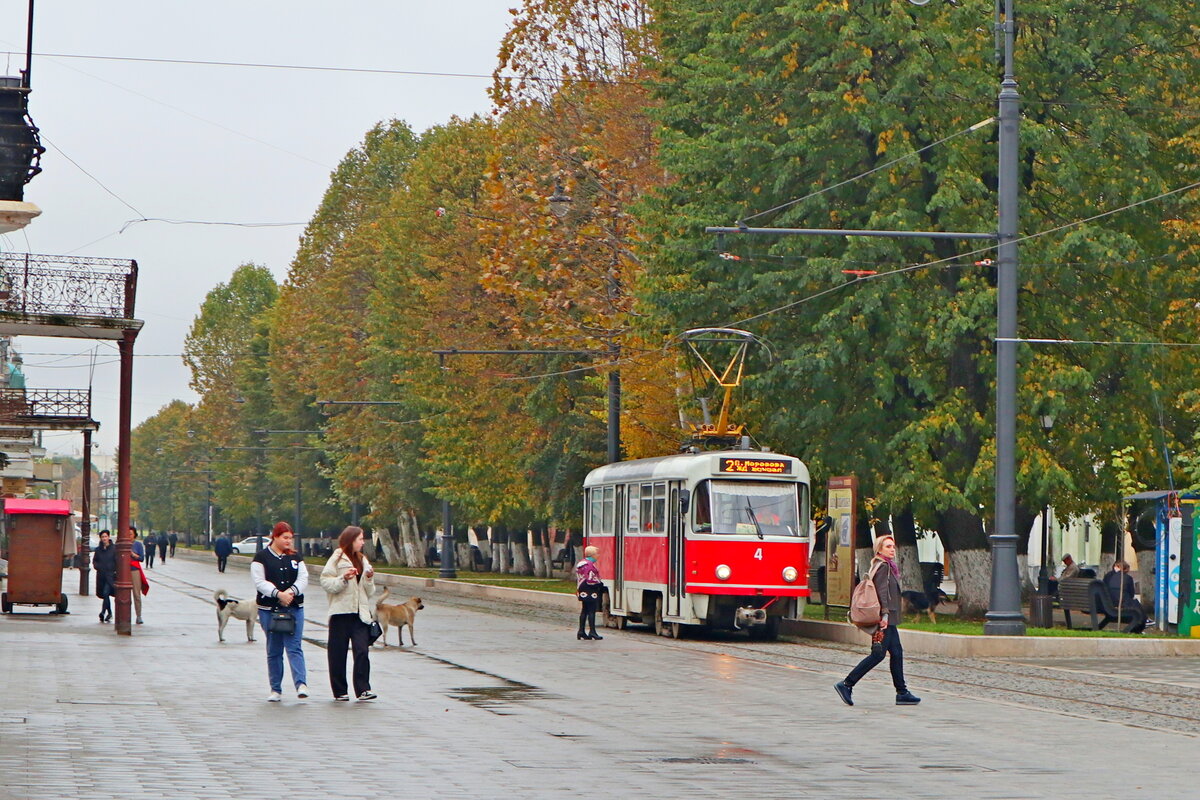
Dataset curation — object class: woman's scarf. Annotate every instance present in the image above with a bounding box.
[880,555,900,579]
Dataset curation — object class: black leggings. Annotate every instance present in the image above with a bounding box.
[845,624,907,693]
[327,613,372,697]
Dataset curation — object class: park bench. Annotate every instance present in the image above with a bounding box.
[1057,577,1145,632]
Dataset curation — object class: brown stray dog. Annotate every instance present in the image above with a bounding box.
[373,587,424,646]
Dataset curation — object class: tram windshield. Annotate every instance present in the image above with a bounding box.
[695,480,802,537]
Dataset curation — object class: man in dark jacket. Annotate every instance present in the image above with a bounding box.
[214,535,233,573]
[168,531,178,557]
[156,531,168,564]
[143,529,156,568]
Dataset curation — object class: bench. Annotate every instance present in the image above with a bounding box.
[1057,577,1145,632]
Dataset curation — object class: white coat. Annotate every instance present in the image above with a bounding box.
[320,548,377,624]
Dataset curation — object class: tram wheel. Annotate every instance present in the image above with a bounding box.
[1,592,10,614]
[666,621,682,639]
[614,615,627,630]
[653,596,665,636]
[55,593,69,614]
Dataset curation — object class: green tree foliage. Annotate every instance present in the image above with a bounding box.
[638,1,1200,609]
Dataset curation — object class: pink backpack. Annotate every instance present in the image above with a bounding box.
[848,562,884,628]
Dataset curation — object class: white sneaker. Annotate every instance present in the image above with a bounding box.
[267,691,282,702]
[296,684,309,698]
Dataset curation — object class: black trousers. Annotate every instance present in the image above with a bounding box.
[327,613,372,697]
[216,555,228,572]
[144,548,155,568]
[845,624,907,693]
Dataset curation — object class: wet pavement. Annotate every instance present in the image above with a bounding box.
[0,553,1195,799]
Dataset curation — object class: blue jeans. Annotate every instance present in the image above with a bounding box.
[258,607,307,693]
[844,624,906,693]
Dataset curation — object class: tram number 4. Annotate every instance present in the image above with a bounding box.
[753,548,763,561]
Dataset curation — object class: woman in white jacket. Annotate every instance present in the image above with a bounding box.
[320,526,377,701]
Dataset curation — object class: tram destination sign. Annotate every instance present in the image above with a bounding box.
[718,457,791,475]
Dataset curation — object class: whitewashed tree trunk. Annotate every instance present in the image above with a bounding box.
[947,549,992,617]
[510,539,532,575]
[402,511,423,567]
[377,523,404,566]
[897,544,921,590]
[1016,553,1034,595]
[495,529,510,573]
[855,547,872,580]
[455,542,471,570]
[528,530,548,578]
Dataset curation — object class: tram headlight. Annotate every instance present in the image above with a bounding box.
[782,566,799,583]
[715,564,732,581]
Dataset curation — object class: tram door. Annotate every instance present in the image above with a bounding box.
[667,482,684,617]
[613,485,626,612]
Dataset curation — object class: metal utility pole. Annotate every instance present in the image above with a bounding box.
[983,0,1025,636]
[114,329,135,635]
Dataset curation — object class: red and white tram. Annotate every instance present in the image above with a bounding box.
[583,448,810,638]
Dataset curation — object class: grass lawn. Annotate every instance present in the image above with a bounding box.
[373,566,577,595]
[803,602,1164,638]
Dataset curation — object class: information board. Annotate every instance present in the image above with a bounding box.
[825,476,857,608]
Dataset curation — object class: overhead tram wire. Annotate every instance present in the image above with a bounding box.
[725,177,1200,329]
[738,117,996,225]
[18,51,1200,118]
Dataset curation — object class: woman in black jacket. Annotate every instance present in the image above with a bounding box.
[835,535,921,707]
[91,530,116,622]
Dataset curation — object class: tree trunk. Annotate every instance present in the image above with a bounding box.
[377,523,404,567]
[889,507,922,591]
[510,537,532,575]
[938,506,992,617]
[493,526,509,573]
[402,511,423,567]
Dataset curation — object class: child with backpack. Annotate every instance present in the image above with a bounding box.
[835,535,921,707]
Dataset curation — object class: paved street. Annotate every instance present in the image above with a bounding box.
[1,554,1196,800]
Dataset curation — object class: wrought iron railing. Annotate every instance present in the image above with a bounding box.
[0,388,91,420]
[0,253,137,318]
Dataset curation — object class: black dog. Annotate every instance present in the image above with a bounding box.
[901,563,950,623]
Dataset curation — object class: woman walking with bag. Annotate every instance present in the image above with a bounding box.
[835,535,920,707]
[251,522,308,703]
[575,545,604,640]
[320,526,378,702]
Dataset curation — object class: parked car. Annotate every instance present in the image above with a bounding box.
[231,536,266,555]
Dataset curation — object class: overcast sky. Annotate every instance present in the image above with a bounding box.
[2,1,514,462]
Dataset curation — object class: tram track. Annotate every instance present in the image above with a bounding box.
[161,559,1200,734]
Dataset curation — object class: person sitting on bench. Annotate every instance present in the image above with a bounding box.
[1101,560,1147,633]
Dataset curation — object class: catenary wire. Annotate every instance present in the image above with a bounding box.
[739,117,995,224]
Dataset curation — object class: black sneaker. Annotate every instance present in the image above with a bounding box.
[357,691,378,701]
[334,695,350,702]
[834,681,854,707]
[896,691,921,705]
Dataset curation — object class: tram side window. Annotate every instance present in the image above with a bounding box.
[589,490,603,535]
[627,484,641,532]
[640,483,653,532]
[652,482,667,533]
[601,486,615,534]
[693,481,712,532]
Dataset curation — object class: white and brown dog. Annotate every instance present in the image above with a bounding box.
[374,587,424,647]
[214,589,257,643]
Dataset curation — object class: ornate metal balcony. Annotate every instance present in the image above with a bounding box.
[0,253,140,339]
[0,388,97,431]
